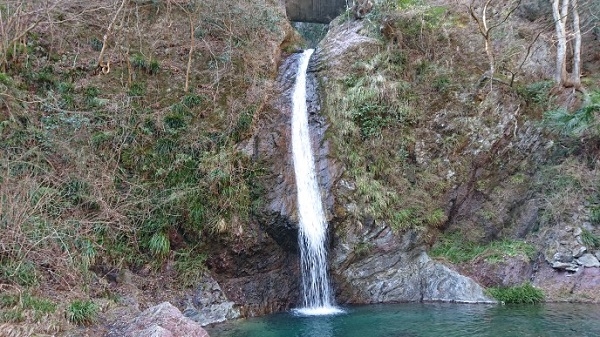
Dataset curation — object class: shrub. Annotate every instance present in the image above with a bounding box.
[148,232,170,258]
[487,283,544,304]
[66,300,98,325]
[430,233,536,264]
[544,90,600,137]
[128,82,146,97]
[0,260,39,287]
[580,229,600,249]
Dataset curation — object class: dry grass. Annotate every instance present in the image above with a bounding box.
[1,0,293,334]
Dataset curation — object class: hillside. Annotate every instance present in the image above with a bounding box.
[1,0,600,335]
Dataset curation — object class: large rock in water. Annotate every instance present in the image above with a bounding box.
[331,224,493,303]
[105,302,209,337]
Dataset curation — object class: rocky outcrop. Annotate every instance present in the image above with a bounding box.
[331,223,493,303]
[182,275,240,326]
[316,15,493,304]
[206,221,301,317]
[105,302,209,337]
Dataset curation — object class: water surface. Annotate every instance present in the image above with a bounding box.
[207,303,600,337]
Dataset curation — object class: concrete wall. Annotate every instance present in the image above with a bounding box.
[285,0,347,23]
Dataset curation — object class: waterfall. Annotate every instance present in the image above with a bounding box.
[291,49,343,316]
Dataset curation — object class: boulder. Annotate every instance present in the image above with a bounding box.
[183,275,240,326]
[332,226,494,304]
[105,302,209,337]
[576,254,600,268]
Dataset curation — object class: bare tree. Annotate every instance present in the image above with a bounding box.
[467,0,521,88]
[551,0,584,89]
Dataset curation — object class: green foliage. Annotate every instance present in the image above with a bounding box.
[128,82,146,96]
[354,241,374,257]
[84,86,101,108]
[174,247,207,288]
[543,90,600,137]
[430,233,536,264]
[148,232,170,258]
[0,260,39,287]
[0,292,57,322]
[182,94,204,108]
[0,309,23,323]
[65,300,98,326]
[0,72,12,86]
[164,112,187,131]
[517,80,553,106]
[32,66,56,91]
[487,283,544,304]
[591,207,600,226]
[580,229,600,249]
[131,53,160,75]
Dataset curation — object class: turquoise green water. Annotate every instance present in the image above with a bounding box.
[207,303,600,337]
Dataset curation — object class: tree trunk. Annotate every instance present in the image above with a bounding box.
[571,0,581,88]
[552,0,569,85]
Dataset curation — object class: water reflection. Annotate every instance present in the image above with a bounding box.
[208,303,600,337]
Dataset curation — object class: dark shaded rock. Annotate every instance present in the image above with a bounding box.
[206,221,300,317]
[105,302,209,337]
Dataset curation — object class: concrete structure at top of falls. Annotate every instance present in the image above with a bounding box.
[285,0,347,23]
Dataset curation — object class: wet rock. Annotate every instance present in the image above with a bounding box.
[253,49,340,253]
[105,302,209,337]
[183,275,239,326]
[206,221,300,317]
[576,254,600,268]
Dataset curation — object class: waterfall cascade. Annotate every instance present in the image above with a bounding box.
[291,49,343,316]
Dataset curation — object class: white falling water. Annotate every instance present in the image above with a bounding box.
[291,49,343,316]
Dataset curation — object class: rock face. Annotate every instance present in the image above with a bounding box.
[315,18,492,304]
[105,302,209,337]
[332,224,493,303]
[206,221,301,317]
[183,275,240,326]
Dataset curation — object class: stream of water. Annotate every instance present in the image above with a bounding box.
[291,49,341,316]
[207,303,600,337]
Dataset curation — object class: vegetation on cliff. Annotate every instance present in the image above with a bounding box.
[1,0,600,333]
[1,0,297,333]
[319,0,599,302]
